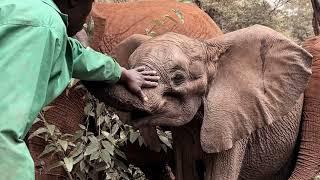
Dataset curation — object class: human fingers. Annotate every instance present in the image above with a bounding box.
[142,81,159,88]
[143,76,160,82]
[134,66,146,72]
[140,70,158,76]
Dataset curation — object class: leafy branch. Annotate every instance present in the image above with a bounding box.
[30,81,172,179]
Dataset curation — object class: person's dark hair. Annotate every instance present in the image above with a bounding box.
[53,0,94,36]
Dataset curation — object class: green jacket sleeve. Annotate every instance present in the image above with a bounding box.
[68,37,122,82]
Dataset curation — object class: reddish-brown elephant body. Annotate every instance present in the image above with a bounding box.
[27,1,222,180]
[289,36,320,180]
[89,0,222,56]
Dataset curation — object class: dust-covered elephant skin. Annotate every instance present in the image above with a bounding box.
[84,25,313,180]
[289,36,320,180]
[27,1,222,179]
[88,0,222,58]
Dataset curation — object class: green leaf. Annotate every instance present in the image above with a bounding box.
[84,142,100,156]
[68,142,76,147]
[74,84,85,90]
[58,139,68,152]
[87,131,94,136]
[102,131,116,145]
[164,14,178,23]
[164,131,173,140]
[105,172,111,179]
[90,151,100,161]
[88,135,98,144]
[96,103,105,116]
[88,111,95,117]
[63,157,73,172]
[69,143,85,158]
[101,141,114,155]
[43,106,54,112]
[84,103,93,115]
[97,134,105,141]
[79,124,86,130]
[159,135,172,149]
[129,131,140,144]
[100,149,111,164]
[81,136,88,143]
[145,28,151,34]
[179,0,192,3]
[152,19,164,26]
[111,114,119,121]
[68,78,80,88]
[114,149,126,160]
[61,133,74,139]
[97,116,104,126]
[38,144,56,158]
[104,115,111,124]
[73,153,84,165]
[110,123,119,136]
[120,171,130,180]
[172,9,185,24]
[28,127,48,140]
[44,134,49,141]
[114,158,128,171]
[146,31,157,37]
[314,175,320,180]
[161,144,168,153]
[46,124,55,136]
[101,131,110,137]
[95,165,107,172]
[47,161,64,171]
[120,130,126,140]
[32,117,42,125]
[80,160,86,171]
[138,136,144,146]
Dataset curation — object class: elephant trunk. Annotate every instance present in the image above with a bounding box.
[289,36,320,180]
[82,81,150,113]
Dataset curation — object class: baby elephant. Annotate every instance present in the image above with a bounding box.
[84,25,314,180]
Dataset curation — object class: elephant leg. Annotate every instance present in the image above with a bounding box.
[204,137,248,180]
[173,123,204,180]
[173,129,200,180]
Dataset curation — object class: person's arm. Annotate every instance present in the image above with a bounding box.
[68,37,122,82]
[68,37,159,101]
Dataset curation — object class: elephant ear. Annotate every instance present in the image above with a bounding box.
[115,34,152,67]
[200,25,312,153]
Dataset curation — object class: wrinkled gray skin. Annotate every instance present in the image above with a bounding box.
[84,25,312,180]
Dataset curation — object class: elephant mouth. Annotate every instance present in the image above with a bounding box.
[131,110,152,121]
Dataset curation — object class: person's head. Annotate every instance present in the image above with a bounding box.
[53,0,94,36]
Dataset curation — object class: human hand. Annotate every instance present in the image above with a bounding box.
[120,66,159,101]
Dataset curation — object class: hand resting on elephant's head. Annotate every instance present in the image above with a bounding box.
[84,25,312,157]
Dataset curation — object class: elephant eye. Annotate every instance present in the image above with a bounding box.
[171,71,186,86]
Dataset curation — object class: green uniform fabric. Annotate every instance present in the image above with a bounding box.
[0,0,122,179]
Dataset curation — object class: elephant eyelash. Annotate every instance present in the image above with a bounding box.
[190,73,202,80]
[170,65,185,72]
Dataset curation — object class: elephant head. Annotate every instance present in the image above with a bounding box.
[84,25,312,154]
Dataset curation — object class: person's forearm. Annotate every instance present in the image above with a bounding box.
[69,37,122,82]
[119,67,130,83]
